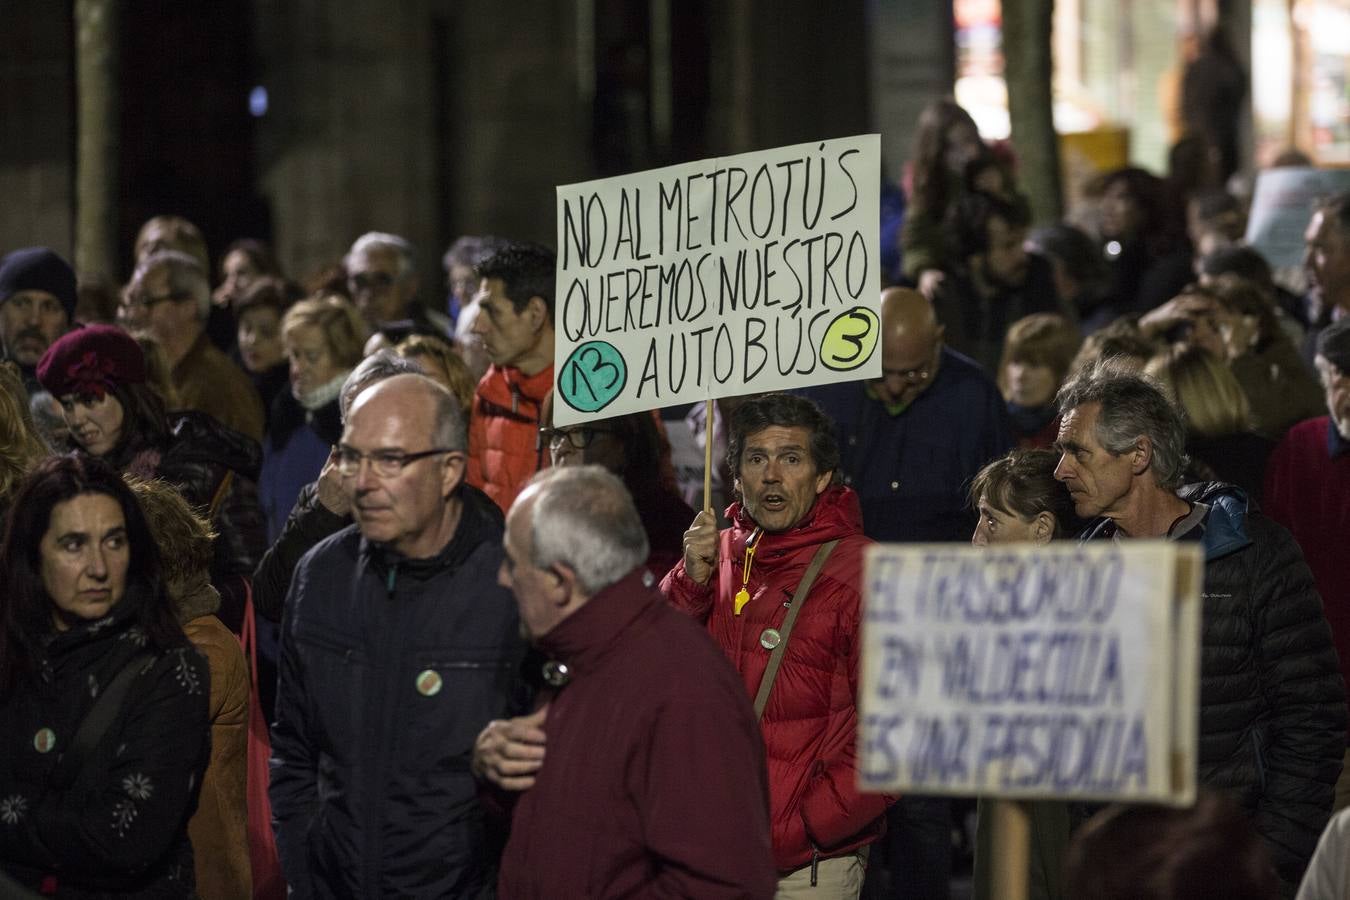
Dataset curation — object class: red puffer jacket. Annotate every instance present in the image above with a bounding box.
[466,363,553,512]
[661,485,893,871]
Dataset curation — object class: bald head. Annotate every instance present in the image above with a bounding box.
[350,372,466,450]
[881,287,939,339]
[875,287,944,406]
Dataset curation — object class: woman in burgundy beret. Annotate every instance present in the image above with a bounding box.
[36,324,266,631]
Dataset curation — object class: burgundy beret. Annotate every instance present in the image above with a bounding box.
[36,324,147,399]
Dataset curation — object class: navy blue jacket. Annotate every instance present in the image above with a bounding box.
[269,486,528,899]
[800,347,1012,543]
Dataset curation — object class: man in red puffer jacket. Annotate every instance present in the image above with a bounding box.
[662,392,895,898]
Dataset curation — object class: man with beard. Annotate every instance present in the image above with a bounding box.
[0,247,77,396]
[931,191,1069,373]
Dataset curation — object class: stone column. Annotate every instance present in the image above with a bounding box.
[75,0,119,280]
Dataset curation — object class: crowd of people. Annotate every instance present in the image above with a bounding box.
[1,91,1349,900]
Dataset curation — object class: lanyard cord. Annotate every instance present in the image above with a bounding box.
[734,527,764,615]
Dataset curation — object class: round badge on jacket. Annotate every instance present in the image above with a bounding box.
[415,670,443,697]
[760,628,782,650]
[33,728,56,753]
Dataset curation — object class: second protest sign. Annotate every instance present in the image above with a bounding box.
[858,541,1202,805]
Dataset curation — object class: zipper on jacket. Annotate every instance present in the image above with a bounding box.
[1250,730,1267,794]
[810,847,819,886]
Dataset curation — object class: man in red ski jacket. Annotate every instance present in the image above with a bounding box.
[662,392,894,898]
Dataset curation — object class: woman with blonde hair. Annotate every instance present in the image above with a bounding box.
[0,362,50,514]
[259,294,366,539]
[1146,345,1274,501]
[996,313,1082,448]
[395,333,475,420]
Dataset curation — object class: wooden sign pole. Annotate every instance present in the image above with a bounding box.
[703,398,715,514]
[991,799,1030,900]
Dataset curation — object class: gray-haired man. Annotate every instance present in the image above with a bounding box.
[1054,365,1345,892]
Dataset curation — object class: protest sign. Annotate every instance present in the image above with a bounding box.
[859,541,1202,806]
[552,135,882,426]
[1246,167,1350,269]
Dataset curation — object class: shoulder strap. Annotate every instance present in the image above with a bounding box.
[50,651,156,790]
[752,539,839,721]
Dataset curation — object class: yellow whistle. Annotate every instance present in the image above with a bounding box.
[734,588,751,615]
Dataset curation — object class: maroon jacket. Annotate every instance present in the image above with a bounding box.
[662,486,893,871]
[497,568,776,899]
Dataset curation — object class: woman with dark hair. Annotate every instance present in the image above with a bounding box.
[36,325,266,631]
[539,391,693,575]
[968,448,1083,900]
[0,455,210,897]
[233,276,299,424]
[210,238,285,355]
[1027,223,1118,333]
[901,99,990,298]
[1091,166,1194,315]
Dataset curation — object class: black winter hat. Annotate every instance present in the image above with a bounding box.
[0,247,78,320]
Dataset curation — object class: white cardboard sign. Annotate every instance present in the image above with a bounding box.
[1246,167,1350,269]
[552,135,882,425]
[859,541,1201,805]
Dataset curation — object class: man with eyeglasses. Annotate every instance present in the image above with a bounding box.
[345,232,452,343]
[798,287,1009,898]
[0,246,77,396]
[271,372,528,898]
[123,249,265,441]
[800,287,1010,544]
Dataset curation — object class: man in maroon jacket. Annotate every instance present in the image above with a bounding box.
[476,466,776,899]
[664,393,894,898]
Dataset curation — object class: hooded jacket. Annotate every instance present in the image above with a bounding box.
[1083,482,1346,893]
[661,485,893,871]
[269,486,529,899]
[177,584,251,900]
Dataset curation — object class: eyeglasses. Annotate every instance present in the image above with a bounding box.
[878,364,931,385]
[347,271,396,292]
[538,426,613,451]
[119,291,191,311]
[334,446,455,478]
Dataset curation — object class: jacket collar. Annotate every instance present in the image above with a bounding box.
[1330,418,1350,459]
[1081,481,1252,562]
[724,484,864,556]
[533,567,657,676]
[360,483,501,585]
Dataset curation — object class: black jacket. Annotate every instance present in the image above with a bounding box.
[269,486,528,899]
[0,589,211,897]
[252,481,347,623]
[1085,482,1346,894]
[95,411,267,632]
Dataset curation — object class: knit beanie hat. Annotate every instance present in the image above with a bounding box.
[36,324,147,399]
[0,247,78,320]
